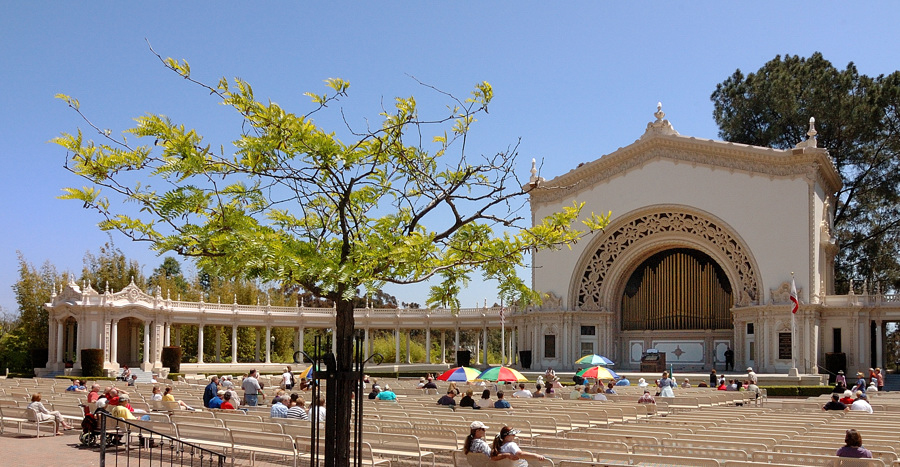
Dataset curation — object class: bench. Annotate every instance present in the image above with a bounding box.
[365,432,435,466]
[0,406,57,436]
[173,423,233,456]
[633,444,750,462]
[381,425,460,451]
[230,429,297,467]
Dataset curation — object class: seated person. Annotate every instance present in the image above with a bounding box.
[460,389,479,408]
[605,382,617,394]
[532,385,546,398]
[569,385,584,400]
[208,390,224,409]
[423,377,438,390]
[836,429,873,458]
[493,391,511,409]
[681,378,691,389]
[822,393,847,411]
[66,379,87,392]
[376,385,397,401]
[437,390,457,407]
[220,392,236,410]
[615,375,631,386]
[850,392,873,413]
[512,383,532,398]
[270,396,289,418]
[637,389,656,404]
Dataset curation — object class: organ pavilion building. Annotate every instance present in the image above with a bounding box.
[518,105,900,374]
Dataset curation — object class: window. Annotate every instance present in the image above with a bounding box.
[580,341,594,356]
[544,335,556,359]
[746,323,754,335]
[581,325,596,336]
[833,328,842,353]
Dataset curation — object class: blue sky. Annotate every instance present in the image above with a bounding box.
[2,2,899,313]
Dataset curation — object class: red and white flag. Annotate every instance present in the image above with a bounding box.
[790,278,800,314]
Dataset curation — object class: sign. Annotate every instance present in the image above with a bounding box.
[778,332,792,360]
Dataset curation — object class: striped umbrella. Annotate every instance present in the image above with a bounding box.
[575,354,615,366]
[477,366,528,382]
[297,364,317,379]
[436,366,482,382]
[576,365,620,381]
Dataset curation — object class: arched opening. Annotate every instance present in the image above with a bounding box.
[621,248,733,331]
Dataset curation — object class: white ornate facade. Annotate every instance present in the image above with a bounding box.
[521,108,900,374]
[40,278,506,376]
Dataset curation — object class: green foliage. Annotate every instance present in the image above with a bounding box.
[80,348,105,377]
[712,53,900,292]
[81,238,146,292]
[4,252,66,372]
[161,346,182,373]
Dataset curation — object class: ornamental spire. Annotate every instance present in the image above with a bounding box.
[641,101,678,139]
[795,117,818,148]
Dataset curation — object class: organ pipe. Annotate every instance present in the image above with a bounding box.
[621,249,732,331]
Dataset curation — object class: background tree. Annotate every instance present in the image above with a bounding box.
[81,238,147,292]
[54,52,607,466]
[711,53,900,293]
[148,256,190,297]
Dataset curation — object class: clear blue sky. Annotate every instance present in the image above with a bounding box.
[2,2,899,314]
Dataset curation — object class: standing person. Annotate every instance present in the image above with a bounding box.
[724,347,734,371]
[281,366,295,390]
[836,429,873,458]
[203,375,219,408]
[874,368,884,392]
[27,393,74,435]
[657,371,675,397]
[835,370,847,387]
[746,367,758,385]
[709,369,717,387]
[241,370,261,406]
[851,372,867,393]
[491,426,547,466]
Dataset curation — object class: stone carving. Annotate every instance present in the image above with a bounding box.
[641,102,679,139]
[576,209,759,310]
[540,292,563,311]
[770,281,802,305]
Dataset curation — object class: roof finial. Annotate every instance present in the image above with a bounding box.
[654,102,665,122]
[795,117,818,148]
[528,158,544,186]
[642,101,678,139]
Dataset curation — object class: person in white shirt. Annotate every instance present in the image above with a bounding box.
[281,366,294,390]
[512,383,533,398]
[308,394,326,423]
[850,392,873,413]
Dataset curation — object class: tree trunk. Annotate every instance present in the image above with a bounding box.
[325,299,355,467]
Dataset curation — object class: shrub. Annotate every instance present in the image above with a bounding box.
[80,348,104,377]
[798,385,834,397]
[161,346,182,373]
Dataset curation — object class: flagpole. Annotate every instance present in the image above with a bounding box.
[790,272,797,375]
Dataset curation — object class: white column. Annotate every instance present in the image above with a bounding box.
[232,325,239,364]
[394,328,401,364]
[254,328,260,362]
[265,326,272,364]
[110,320,118,367]
[454,328,460,357]
[875,321,883,368]
[164,323,171,347]
[74,321,81,368]
[143,321,151,365]
[331,328,336,355]
[55,320,64,364]
[425,328,432,364]
[405,330,411,364]
[197,324,205,364]
[298,327,305,361]
[363,328,370,360]
[215,327,222,363]
[441,331,446,364]
[482,327,488,365]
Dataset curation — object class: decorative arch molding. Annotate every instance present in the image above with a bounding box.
[571,205,761,311]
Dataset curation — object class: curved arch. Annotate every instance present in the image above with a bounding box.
[570,205,761,311]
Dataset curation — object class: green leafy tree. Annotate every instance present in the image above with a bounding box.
[53,51,607,465]
[148,256,190,296]
[5,253,66,372]
[81,238,146,292]
[711,53,900,292]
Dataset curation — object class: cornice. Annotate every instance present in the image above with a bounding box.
[530,134,842,206]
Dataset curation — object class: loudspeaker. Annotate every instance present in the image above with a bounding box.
[456,350,471,367]
[519,350,532,369]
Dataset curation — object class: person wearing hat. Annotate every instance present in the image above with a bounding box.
[835,370,847,387]
[849,391,873,413]
[464,421,514,463]
[208,390,224,409]
[851,372,867,393]
[746,367,758,385]
[491,425,547,465]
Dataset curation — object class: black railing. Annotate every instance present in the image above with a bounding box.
[97,411,226,467]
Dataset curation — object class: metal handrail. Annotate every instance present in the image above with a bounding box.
[98,410,226,467]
